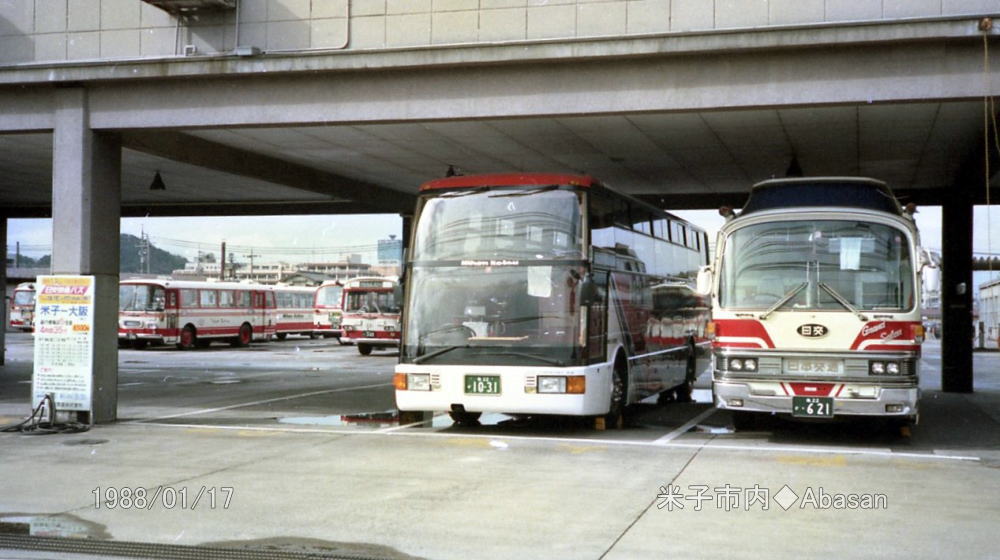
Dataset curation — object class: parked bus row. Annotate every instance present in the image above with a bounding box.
[116,278,400,354]
[393,173,927,432]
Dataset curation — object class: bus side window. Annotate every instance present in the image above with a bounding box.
[166,291,178,309]
[200,290,218,307]
[180,289,197,308]
[269,293,276,308]
[220,290,235,308]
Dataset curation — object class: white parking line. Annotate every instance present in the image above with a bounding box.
[126,420,981,462]
[123,382,393,424]
[651,407,718,445]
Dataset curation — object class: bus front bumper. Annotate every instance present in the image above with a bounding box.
[713,380,919,418]
[394,363,613,416]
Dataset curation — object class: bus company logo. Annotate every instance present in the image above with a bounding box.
[460,259,520,267]
[861,322,886,337]
[797,324,828,338]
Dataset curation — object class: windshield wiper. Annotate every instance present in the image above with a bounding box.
[441,187,489,198]
[819,283,868,322]
[488,185,559,198]
[477,351,565,366]
[759,282,807,321]
[412,345,468,364]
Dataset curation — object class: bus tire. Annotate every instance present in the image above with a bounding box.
[358,344,373,356]
[309,332,319,339]
[605,358,627,430]
[448,410,482,426]
[177,325,197,350]
[232,323,253,347]
[674,350,697,403]
[275,332,287,340]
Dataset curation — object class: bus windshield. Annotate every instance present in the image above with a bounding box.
[316,285,343,307]
[402,265,584,366]
[344,290,399,314]
[719,220,914,312]
[412,188,584,261]
[13,291,34,306]
[119,284,166,312]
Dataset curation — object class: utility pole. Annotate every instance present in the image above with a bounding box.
[228,253,236,280]
[244,249,260,278]
[14,241,19,268]
[138,229,150,274]
[220,241,226,281]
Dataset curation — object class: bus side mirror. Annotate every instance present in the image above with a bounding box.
[696,265,713,296]
[580,274,598,306]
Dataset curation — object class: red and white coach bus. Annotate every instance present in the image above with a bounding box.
[272,285,318,339]
[9,282,36,332]
[394,173,710,427]
[709,177,925,430]
[341,276,401,355]
[118,279,275,349]
[313,280,344,342]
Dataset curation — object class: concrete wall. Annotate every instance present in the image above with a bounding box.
[1,0,996,65]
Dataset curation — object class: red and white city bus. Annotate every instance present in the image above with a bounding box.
[341,276,401,355]
[313,280,344,342]
[394,173,710,427]
[118,279,275,349]
[709,178,925,430]
[272,285,318,339]
[9,282,36,331]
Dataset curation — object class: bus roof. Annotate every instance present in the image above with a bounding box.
[119,279,271,291]
[741,177,902,216]
[420,173,597,192]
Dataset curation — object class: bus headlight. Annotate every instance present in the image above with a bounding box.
[726,358,757,372]
[407,374,431,391]
[869,361,903,375]
[537,376,585,394]
[538,376,566,393]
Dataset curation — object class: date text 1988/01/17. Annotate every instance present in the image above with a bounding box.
[92,486,233,510]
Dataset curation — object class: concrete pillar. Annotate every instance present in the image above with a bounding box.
[940,184,974,393]
[1,213,6,367]
[51,87,121,423]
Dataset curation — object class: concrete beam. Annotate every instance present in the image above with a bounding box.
[77,38,998,131]
[0,17,993,86]
[0,200,399,218]
[121,132,415,214]
[1,213,6,367]
[51,87,120,423]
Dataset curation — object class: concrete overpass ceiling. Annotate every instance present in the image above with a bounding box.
[0,132,338,208]
[185,99,985,198]
[0,100,988,214]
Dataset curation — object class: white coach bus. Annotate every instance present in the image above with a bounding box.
[708,177,926,430]
[394,173,709,427]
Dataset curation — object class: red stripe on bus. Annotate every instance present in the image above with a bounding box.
[786,382,834,396]
[712,319,775,349]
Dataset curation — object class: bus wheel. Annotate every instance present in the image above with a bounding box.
[275,332,287,340]
[358,344,373,356]
[674,354,697,403]
[177,326,196,350]
[232,323,252,347]
[309,332,319,339]
[604,363,626,430]
[448,410,482,426]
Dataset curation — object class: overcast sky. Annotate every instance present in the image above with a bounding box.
[6,205,1000,276]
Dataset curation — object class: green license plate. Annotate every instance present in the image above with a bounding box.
[792,396,833,418]
[465,375,500,395]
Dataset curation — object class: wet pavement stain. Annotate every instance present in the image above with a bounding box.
[201,536,426,560]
